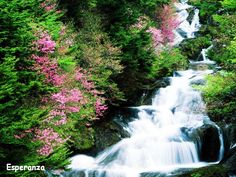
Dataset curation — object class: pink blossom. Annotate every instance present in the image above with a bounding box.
[75,68,95,90]
[14,135,22,139]
[159,5,179,43]
[34,33,56,54]
[95,99,108,117]
[54,117,67,125]
[146,27,164,46]
[34,128,65,156]
[51,89,83,105]
[31,54,65,86]
[40,0,56,12]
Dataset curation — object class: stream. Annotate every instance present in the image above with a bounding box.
[63,0,225,176]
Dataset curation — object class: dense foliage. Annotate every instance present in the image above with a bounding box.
[0,0,189,176]
[189,0,236,123]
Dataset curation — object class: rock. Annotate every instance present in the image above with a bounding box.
[196,124,221,162]
[221,124,236,174]
[190,78,206,85]
[93,108,132,154]
[222,147,236,174]
[186,8,195,24]
[140,172,166,177]
[189,62,215,70]
[176,165,228,177]
[138,77,170,105]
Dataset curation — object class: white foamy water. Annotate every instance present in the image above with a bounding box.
[66,68,223,177]
[172,0,201,45]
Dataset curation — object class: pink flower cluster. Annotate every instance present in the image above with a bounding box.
[43,89,85,126]
[32,54,65,86]
[95,99,108,117]
[147,4,179,47]
[146,27,164,47]
[34,128,64,156]
[75,68,95,90]
[32,31,66,86]
[75,68,108,117]
[40,0,56,12]
[159,5,179,43]
[27,26,109,156]
[34,32,56,54]
[46,110,67,125]
[51,89,83,105]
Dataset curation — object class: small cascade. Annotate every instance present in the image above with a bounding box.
[173,1,201,45]
[194,45,216,64]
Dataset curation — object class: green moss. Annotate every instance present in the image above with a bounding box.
[177,165,228,177]
[179,36,211,60]
[195,71,236,123]
[71,124,95,150]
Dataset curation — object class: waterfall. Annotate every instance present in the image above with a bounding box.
[172,1,201,45]
[64,1,224,177]
[66,70,223,177]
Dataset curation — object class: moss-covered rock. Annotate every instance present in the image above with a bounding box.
[177,165,228,177]
[71,125,95,151]
[179,36,211,60]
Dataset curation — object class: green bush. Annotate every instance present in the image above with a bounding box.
[149,48,188,78]
[195,71,236,123]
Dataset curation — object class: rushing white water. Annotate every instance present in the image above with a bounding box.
[173,0,201,45]
[65,1,224,177]
[67,69,223,177]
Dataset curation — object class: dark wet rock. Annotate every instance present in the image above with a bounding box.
[190,78,206,85]
[186,8,195,24]
[63,170,106,177]
[222,147,236,174]
[176,28,188,38]
[138,77,170,105]
[93,119,130,154]
[222,124,236,153]
[196,124,221,162]
[189,62,215,70]
[140,172,166,177]
[221,124,236,174]
[176,165,228,177]
[90,107,139,154]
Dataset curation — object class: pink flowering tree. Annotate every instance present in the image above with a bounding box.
[146,27,164,47]
[16,23,109,156]
[146,3,179,48]
[159,4,179,43]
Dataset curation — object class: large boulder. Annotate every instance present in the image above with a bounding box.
[221,124,236,174]
[196,124,221,162]
[93,108,135,154]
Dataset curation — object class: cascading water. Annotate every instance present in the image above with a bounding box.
[172,0,201,45]
[64,1,224,176]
